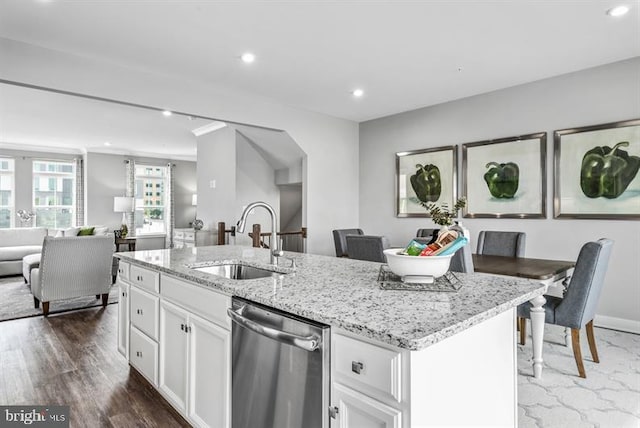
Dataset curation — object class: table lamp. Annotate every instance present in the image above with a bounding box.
[114,196,134,237]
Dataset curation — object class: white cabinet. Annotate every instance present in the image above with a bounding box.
[188,311,231,428]
[173,228,214,248]
[130,286,160,341]
[159,300,189,413]
[117,280,129,358]
[159,299,230,428]
[130,326,159,386]
[331,332,405,428]
[331,383,402,428]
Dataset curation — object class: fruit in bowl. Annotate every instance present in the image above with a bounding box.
[383,248,454,283]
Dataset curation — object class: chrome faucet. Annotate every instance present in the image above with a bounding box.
[237,201,283,265]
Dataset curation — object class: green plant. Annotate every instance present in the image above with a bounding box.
[120,224,128,238]
[419,197,466,226]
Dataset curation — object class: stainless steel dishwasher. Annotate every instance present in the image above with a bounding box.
[227,297,330,428]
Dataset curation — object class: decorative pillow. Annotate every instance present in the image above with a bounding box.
[55,230,64,238]
[78,227,95,236]
[63,227,80,237]
[93,226,109,236]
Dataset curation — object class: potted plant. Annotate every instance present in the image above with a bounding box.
[419,197,466,232]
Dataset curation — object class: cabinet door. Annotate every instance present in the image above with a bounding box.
[159,300,189,413]
[331,383,402,428]
[117,281,129,358]
[188,313,231,428]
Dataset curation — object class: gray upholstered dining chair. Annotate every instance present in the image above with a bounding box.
[476,230,526,258]
[517,238,613,378]
[332,228,364,257]
[416,228,439,241]
[345,235,390,263]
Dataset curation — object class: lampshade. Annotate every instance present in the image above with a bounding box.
[192,194,198,206]
[114,196,135,213]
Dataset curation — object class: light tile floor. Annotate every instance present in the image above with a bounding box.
[518,324,640,428]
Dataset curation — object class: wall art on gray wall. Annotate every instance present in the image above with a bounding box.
[462,132,547,218]
[554,118,640,219]
[395,145,457,217]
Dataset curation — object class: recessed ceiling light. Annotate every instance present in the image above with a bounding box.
[104,142,112,146]
[607,5,629,16]
[352,89,364,97]
[241,53,256,64]
[162,110,172,117]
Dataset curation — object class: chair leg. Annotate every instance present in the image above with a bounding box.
[586,320,600,363]
[33,296,40,309]
[571,328,586,378]
[519,317,526,346]
[101,293,109,307]
[96,294,100,299]
[42,302,50,317]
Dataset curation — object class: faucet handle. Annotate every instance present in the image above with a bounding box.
[272,249,284,257]
[274,252,296,269]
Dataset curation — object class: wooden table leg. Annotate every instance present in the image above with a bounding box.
[528,294,547,379]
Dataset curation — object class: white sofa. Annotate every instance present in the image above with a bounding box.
[0,227,48,277]
[31,235,115,316]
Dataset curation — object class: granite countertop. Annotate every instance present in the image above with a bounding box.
[116,245,545,351]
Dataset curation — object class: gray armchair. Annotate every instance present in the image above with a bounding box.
[31,235,115,316]
[476,230,526,258]
[332,228,364,257]
[517,238,613,378]
[345,235,390,263]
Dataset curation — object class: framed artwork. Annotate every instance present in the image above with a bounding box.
[554,118,640,219]
[396,145,457,217]
[462,132,546,218]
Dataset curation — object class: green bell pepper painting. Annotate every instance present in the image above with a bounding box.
[410,163,441,203]
[580,141,640,199]
[483,162,519,199]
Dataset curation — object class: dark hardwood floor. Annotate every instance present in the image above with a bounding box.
[0,305,190,428]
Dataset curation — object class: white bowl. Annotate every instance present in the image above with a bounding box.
[383,248,454,280]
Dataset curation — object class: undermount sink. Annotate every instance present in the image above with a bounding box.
[192,263,284,280]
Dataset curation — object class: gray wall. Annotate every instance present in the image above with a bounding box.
[196,126,237,231]
[196,128,282,245]
[359,58,640,329]
[85,152,196,234]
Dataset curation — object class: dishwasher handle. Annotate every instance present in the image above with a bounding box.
[227,306,320,352]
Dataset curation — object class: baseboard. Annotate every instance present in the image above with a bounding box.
[594,315,640,334]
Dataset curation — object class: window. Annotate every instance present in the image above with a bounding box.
[0,158,15,228]
[134,165,167,234]
[32,160,76,229]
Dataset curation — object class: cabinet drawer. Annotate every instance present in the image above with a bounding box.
[130,265,160,294]
[161,274,230,329]
[333,333,403,403]
[130,286,160,341]
[130,326,158,386]
[117,260,130,281]
[174,231,184,240]
[183,231,195,242]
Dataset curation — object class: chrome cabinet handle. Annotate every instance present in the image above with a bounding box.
[227,306,319,352]
[136,351,142,358]
[352,361,364,374]
[136,309,143,315]
[181,324,185,331]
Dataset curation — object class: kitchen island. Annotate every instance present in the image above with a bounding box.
[115,245,545,428]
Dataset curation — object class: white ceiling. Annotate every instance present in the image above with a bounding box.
[0,83,205,160]
[0,0,638,123]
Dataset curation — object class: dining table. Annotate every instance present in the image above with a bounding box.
[472,254,576,378]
